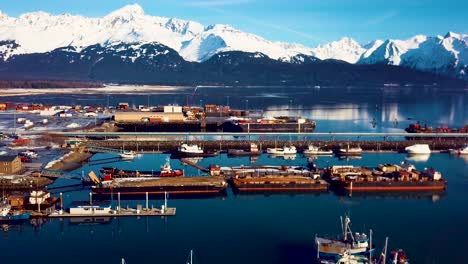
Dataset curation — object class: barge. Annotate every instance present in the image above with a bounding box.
[92,176,228,197]
[100,158,183,178]
[232,176,328,192]
[326,163,446,192]
[226,164,328,192]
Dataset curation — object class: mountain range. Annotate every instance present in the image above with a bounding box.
[0,4,466,85]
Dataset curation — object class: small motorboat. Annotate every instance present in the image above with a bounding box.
[303,145,333,155]
[405,144,431,154]
[266,146,297,155]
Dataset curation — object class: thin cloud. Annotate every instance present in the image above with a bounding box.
[186,0,252,7]
[364,10,399,26]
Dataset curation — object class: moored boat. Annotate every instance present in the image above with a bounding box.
[120,150,137,160]
[1,201,30,222]
[92,176,228,197]
[405,144,431,154]
[227,143,261,156]
[176,143,219,157]
[304,145,333,155]
[390,249,409,264]
[326,163,446,192]
[101,158,183,178]
[266,145,297,155]
[338,144,362,156]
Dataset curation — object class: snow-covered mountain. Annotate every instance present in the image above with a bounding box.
[358,33,468,78]
[0,4,467,79]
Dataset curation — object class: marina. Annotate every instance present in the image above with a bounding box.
[0,86,466,264]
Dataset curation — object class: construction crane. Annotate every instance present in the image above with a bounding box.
[187,86,199,107]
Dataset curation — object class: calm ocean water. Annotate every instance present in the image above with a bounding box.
[1,86,467,264]
[1,153,467,264]
[2,86,467,132]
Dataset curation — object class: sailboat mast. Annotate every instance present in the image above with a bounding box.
[190,249,193,264]
[369,229,373,262]
[382,237,388,264]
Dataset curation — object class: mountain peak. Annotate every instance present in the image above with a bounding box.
[106,4,144,18]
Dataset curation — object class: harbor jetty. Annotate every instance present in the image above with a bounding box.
[80,139,467,153]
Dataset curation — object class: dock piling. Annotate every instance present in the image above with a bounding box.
[118,192,121,212]
[146,192,149,210]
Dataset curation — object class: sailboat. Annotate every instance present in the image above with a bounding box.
[119,144,137,160]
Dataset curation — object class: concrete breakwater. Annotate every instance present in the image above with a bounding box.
[84,139,467,152]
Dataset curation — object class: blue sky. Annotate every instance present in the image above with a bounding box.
[1,0,467,46]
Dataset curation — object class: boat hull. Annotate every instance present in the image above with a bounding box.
[92,184,227,197]
[0,212,31,221]
[338,180,447,191]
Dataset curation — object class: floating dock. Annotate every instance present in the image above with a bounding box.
[47,207,176,218]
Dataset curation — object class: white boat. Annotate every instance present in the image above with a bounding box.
[266,146,297,155]
[303,145,333,155]
[315,216,371,259]
[16,118,26,124]
[330,251,370,264]
[24,120,34,129]
[405,144,431,154]
[120,150,137,160]
[20,150,38,159]
[178,144,204,154]
[338,144,362,156]
[66,123,80,129]
[449,145,468,155]
[1,202,11,217]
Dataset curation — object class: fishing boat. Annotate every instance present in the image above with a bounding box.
[315,216,372,258]
[266,145,297,155]
[405,144,431,154]
[338,144,362,156]
[120,150,137,160]
[227,143,261,156]
[1,201,30,222]
[303,145,333,155]
[176,143,218,157]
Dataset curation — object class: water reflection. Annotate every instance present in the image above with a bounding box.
[405,154,431,162]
